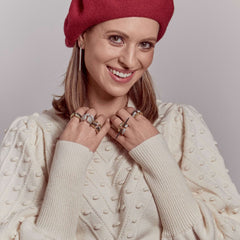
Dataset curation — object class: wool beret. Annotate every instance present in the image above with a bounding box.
[64,0,174,47]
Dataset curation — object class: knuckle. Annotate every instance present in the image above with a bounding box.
[82,107,89,112]
[110,115,117,122]
[97,114,106,119]
[68,119,77,126]
[88,108,96,112]
[76,106,89,112]
[116,109,122,115]
[128,107,134,111]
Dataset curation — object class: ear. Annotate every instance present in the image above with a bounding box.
[77,33,86,49]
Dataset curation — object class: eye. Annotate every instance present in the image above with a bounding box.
[109,35,124,45]
[139,42,154,50]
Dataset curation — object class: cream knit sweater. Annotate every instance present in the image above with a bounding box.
[0,99,240,240]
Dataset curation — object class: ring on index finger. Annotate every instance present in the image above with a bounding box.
[70,112,82,121]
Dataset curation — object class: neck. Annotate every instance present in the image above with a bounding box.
[84,90,129,119]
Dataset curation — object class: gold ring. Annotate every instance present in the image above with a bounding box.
[90,120,102,134]
[70,112,82,121]
[115,117,130,139]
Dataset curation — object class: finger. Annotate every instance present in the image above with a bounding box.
[110,115,124,131]
[76,106,89,113]
[125,107,144,120]
[69,107,89,124]
[110,115,130,139]
[124,107,135,115]
[85,108,97,117]
[94,114,106,125]
[107,125,125,142]
[89,114,106,135]
[116,108,134,122]
[81,108,97,126]
[98,118,111,138]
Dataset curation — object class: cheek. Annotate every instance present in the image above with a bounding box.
[84,42,116,66]
[142,52,154,69]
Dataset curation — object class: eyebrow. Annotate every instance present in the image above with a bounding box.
[104,30,157,42]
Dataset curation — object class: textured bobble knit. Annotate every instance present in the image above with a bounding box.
[0,98,240,240]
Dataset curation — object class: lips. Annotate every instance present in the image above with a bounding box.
[107,66,135,83]
[109,68,132,78]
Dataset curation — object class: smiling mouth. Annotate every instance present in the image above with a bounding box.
[107,66,134,79]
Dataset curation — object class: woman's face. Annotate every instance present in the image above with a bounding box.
[79,17,159,99]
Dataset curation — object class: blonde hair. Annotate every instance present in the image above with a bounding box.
[52,42,159,123]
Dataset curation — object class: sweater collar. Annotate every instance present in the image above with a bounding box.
[127,96,136,108]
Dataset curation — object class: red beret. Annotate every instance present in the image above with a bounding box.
[64,0,174,47]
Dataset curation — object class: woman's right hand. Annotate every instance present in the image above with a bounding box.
[59,107,111,152]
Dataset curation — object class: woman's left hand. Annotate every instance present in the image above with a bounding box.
[108,107,159,151]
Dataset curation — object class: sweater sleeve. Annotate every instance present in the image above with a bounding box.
[0,115,93,240]
[0,115,49,239]
[128,103,240,239]
[33,140,93,239]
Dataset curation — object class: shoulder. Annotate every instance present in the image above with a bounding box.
[4,109,67,141]
[156,100,212,141]
[155,99,210,137]
[36,108,68,138]
[154,99,208,162]
[2,109,67,174]
[154,99,203,127]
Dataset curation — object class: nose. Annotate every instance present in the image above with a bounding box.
[118,45,139,70]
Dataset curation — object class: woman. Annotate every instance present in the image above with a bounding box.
[1,0,240,239]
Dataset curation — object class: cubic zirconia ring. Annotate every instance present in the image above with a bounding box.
[81,114,95,124]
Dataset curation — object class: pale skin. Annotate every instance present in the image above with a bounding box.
[59,17,160,152]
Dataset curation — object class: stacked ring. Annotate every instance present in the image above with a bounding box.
[116,117,130,138]
[117,127,127,136]
[70,112,82,121]
[131,110,143,118]
[81,113,95,124]
[119,121,129,128]
[90,120,102,134]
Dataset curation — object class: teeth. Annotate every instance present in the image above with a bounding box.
[109,67,132,78]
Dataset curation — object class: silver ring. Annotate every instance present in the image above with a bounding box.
[115,117,130,139]
[81,114,95,124]
[120,122,129,128]
[131,110,143,118]
[117,121,129,136]
[119,127,126,135]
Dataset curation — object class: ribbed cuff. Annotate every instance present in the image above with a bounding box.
[36,140,93,240]
[20,220,55,240]
[129,134,202,236]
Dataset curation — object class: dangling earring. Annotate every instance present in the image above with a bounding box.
[79,47,82,72]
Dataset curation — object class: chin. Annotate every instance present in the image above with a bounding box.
[105,87,130,98]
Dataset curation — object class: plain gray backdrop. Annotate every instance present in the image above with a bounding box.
[0,0,239,191]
